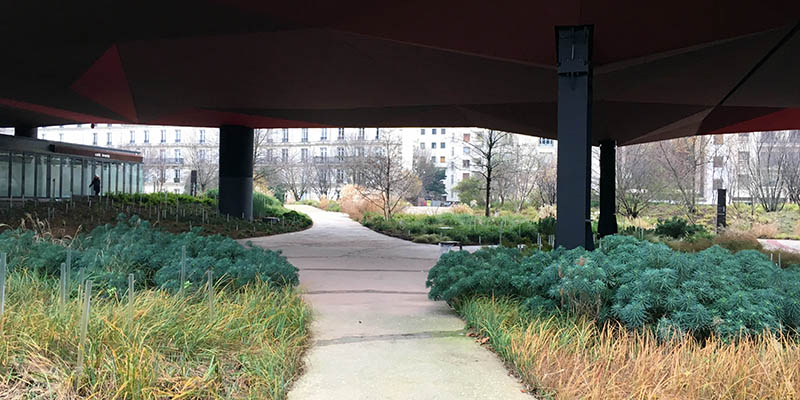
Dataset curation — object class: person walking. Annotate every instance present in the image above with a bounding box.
[89,175,101,196]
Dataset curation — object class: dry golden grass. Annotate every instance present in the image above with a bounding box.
[750,222,780,238]
[460,297,800,400]
[450,204,474,215]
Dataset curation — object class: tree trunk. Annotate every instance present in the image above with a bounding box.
[484,174,491,217]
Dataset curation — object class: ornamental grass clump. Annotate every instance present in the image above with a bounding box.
[459,297,800,400]
[427,234,800,340]
[0,270,310,399]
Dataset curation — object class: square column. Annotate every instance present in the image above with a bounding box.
[219,125,254,221]
[555,25,594,250]
[598,139,618,237]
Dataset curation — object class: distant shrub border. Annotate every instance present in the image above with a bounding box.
[0,214,299,295]
[426,235,800,340]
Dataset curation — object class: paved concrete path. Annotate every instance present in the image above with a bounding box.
[247,205,529,400]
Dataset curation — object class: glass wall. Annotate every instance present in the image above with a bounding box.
[0,152,8,198]
[0,150,142,199]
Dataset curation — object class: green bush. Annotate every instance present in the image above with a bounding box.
[0,214,299,295]
[108,192,215,206]
[426,235,800,340]
[655,217,708,239]
[361,212,555,247]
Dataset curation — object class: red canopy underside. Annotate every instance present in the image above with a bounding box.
[0,1,798,144]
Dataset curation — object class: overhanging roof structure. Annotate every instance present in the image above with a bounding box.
[1,1,799,145]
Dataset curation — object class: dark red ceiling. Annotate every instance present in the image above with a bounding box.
[0,1,798,144]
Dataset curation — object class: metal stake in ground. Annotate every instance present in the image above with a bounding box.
[0,253,6,321]
[179,246,187,296]
[207,270,215,319]
[76,280,93,384]
[127,273,134,324]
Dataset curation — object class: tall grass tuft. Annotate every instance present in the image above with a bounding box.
[459,296,800,400]
[0,270,311,399]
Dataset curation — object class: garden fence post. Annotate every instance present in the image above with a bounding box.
[207,270,214,319]
[127,273,134,324]
[66,249,72,290]
[179,246,187,296]
[778,252,781,268]
[0,253,6,321]
[59,263,67,312]
[76,280,92,383]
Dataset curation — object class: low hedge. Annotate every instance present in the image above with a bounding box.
[426,235,800,340]
[0,214,299,294]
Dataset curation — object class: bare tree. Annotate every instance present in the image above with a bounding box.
[184,142,218,194]
[536,157,557,206]
[280,154,313,202]
[507,143,543,211]
[616,143,667,218]
[311,159,335,199]
[745,131,790,212]
[350,129,420,219]
[142,148,168,192]
[468,129,511,216]
[658,136,713,220]
[253,129,276,184]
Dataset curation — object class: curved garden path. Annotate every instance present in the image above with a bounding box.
[247,205,529,399]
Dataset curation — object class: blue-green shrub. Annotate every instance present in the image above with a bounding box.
[0,214,298,294]
[426,234,800,340]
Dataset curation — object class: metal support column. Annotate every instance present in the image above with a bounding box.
[218,125,254,221]
[555,25,594,250]
[14,126,37,139]
[598,140,618,237]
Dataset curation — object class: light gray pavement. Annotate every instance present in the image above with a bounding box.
[246,205,529,400]
[760,238,800,253]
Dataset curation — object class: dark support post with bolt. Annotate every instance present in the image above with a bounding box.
[555,25,594,250]
[598,139,618,237]
[14,126,37,138]
[219,125,254,221]
[716,188,727,232]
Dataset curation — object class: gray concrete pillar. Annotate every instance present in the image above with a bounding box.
[555,25,594,250]
[219,125,254,221]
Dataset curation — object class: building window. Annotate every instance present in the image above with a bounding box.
[738,151,749,169]
[419,142,425,149]
[144,130,150,143]
[431,142,436,149]
[357,147,365,157]
[433,128,438,135]
[281,148,289,163]
[92,132,98,145]
[338,128,345,140]
[301,128,308,143]
[129,130,135,144]
[174,168,181,182]
[463,160,470,168]
[337,147,345,162]
[463,133,470,142]
[336,169,344,184]
[713,156,723,168]
[199,129,206,143]
[714,135,724,145]
[463,173,470,180]
[440,156,446,163]
[320,147,327,160]
[375,128,380,140]
[321,128,328,141]
[106,132,112,145]
[539,138,554,146]
[174,149,182,162]
[199,149,207,160]
[159,149,166,160]
[267,149,274,162]
[431,156,435,163]
[713,178,723,190]
[463,146,470,154]
[440,142,446,149]
[160,129,167,143]
[175,129,181,143]
[441,128,446,135]
[420,129,426,135]
[358,128,365,140]
[301,148,309,162]
[282,129,289,143]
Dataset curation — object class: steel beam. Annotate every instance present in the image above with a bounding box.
[555,25,594,250]
[218,125,254,221]
[598,139,618,237]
